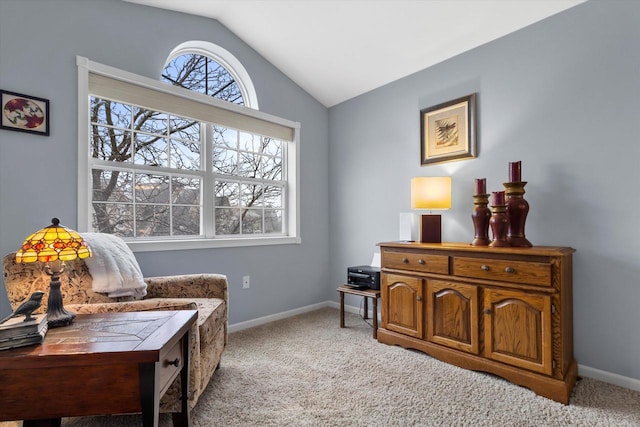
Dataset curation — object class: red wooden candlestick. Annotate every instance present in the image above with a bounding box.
[471,193,491,246]
[489,202,509,248]
[491,191,505,206]
[503,181,532,247]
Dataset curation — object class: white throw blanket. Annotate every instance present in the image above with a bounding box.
[82,233,147,299]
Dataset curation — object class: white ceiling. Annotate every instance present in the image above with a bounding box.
[126,0,586,107]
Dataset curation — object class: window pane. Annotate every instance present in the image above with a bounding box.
[134,108,168,135]
[172,206,200,235]
[239,132,261,153]
[238,151,260,178]
[215,207,240,235]
[162,54,207,94]
[91,98,132,128]
[135,174,170,204]
[263,186,283,208]
[215,181,239,207]
[240,184,261,207]
[261,155,282,180]
[170,116,200,140]
[134,133,168,167]
[264,209,283,234]
[263,138,282,157]
[91,127,131,162]
[172,177,201,205]
[136,205,170,237]
[213,147,238,175]
[213,126,237,149]
[92,169,133,202]
[170,139,200,170]
[207,59,243,104]
[242,209,262,234]
[92,203,133,237]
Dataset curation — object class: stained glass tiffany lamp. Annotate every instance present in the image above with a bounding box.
[15,218,92,327]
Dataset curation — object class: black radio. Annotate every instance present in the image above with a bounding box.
[347,265,381,290]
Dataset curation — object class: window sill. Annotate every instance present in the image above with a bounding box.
[126,236,301,253]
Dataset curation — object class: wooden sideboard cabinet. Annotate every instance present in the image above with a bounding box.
[378,242,577,404]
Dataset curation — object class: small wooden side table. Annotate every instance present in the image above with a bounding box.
[337,285,381,339]
[0,310,197,427]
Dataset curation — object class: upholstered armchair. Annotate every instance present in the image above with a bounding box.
[2,251,228,414]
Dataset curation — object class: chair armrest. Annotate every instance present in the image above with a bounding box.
[66,299,199,314]
[143,274,228,301]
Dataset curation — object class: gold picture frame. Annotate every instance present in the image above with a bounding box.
[420,93,476,165]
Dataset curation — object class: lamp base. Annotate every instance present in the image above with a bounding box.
[420,214,442,243]
[46,271,75,328]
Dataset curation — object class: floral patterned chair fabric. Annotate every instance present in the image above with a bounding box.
[2,251,228,413]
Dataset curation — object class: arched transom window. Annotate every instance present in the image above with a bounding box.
[162,54,244,104]
[161,41,258,108]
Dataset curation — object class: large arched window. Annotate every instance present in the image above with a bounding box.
[77,47,300,250]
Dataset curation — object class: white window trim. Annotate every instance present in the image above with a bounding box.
[165,41,259,110]
[77,56,301,252]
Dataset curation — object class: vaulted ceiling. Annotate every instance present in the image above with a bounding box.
[126,0,586,107]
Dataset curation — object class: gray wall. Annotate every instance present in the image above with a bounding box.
[0,0,330,324]
[329,0,640,381]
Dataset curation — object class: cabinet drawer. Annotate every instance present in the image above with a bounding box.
[159,338,183,397]
[383,250,449,275]
[452,257,551,286]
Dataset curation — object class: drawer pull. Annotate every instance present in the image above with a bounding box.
[505,267,515,273]
[481,265,490,271]
[167,358,180,367]
[418,259,425,265]
[416,296,423,301]
[402,257,409,263]
[483,308,491,315]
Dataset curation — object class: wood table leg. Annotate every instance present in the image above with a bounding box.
[372,296,378,339]
[171,333,191,427]
[339,291,345,328]
[139,362,160,427]
[363,295,369,320]
[23,420,61,427]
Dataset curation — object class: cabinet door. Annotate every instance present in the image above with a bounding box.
[426,280,478,354]
[381,274,423,338]
[484,289,552,375]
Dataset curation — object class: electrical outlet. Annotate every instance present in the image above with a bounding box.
[242,275,250,289]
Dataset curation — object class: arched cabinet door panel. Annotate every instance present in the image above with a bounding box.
[426,280,478,354]
[484,288,552,375]
[381,274,423,338]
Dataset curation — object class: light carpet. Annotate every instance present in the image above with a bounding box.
[4,307,640,426]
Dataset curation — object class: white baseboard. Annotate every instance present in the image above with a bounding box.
[578,364,640,392]
[228,301,332,333]
[229,300,640,393]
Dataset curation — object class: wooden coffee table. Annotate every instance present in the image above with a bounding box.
[0,310,197,427]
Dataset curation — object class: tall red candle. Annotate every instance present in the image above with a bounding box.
[492,191,505,206]
[474,178,486,195]
[509,161,522,182]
